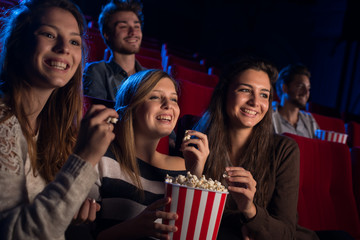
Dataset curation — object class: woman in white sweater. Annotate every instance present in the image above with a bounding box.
[0,0,118,239]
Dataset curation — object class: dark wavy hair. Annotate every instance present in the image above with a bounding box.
[0,0,87,182]
[194,56,278,207]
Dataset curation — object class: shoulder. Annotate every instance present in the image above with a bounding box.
[161,154,186,171]
[299,110,315,121]
[84,60,108,73]
[0,113,26,175]
[272,134,299,158]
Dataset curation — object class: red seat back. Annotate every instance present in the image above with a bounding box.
[168,64,219,88]
[84,27,107,63]
[135,55,162,69]
[346,121,360,148]
[137,47,162,60]
[284,133,360,239]
[164,54,207,73]
[311,112,346,134]
[177,79,214,118]
[351,147,360,220]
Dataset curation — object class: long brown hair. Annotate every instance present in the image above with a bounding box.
[195,56,278,207]
[0,0,87,182]
[111,69,179,190]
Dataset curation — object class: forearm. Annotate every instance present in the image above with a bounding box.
[0,155,97,240]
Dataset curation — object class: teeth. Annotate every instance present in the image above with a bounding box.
[50,61,67,70]
[244,109,257,115]
[157,115,171,121]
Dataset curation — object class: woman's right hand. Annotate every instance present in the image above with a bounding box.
[74,104,118,166]
[129,197,178,240]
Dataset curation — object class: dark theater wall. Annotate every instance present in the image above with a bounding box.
[76,0,360,117]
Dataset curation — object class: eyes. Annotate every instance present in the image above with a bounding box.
[118,23,141,30]
[237,88,269,99]
[149,95,178,103]
[38,31,81,47]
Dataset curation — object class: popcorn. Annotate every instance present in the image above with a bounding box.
[183,130,191,141]
[165,172,228,192]
[106,117,118,124]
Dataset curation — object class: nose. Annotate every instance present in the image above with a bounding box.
[128,26,135,36]
[247,92,259,106]
[161,98,171,109]
[53,37,70,54]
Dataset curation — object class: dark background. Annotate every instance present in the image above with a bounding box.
[74,0,360,117]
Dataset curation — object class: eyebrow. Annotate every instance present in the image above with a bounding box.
[114,20,141,26]
[40,24,81,36]
[152,89,178,95]
[238,83,270,92]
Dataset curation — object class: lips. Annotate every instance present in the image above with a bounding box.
[156,114,172,121]
[241,108,257,116]
[45,59,70,70]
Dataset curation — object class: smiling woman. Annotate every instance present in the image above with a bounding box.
[87,69,210,240]
[0,0,118,239]
[194,56,319,240]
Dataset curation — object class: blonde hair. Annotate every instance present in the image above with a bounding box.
[112,69,178,190]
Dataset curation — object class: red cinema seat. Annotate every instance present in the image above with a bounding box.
[284,133,360,239]
[168,64,219,88]
[177,79,214,118]
[311,112,346,134]
[83,95,168,154]
[135,55,162,70]
[84,27,107,62]
[163,54,207,73]
[306,102,341,118]
[351,147,360,219]
[137,47,162,60]
[346,121,360,148]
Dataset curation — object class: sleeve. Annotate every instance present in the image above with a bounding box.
[220,137,300,240]
[83,62,108,100]
[245,137,299,239]
[0,153,98,240]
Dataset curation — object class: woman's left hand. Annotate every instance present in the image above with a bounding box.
[225,166,257,220]
[180,130,209,177]
[72,198,101,225]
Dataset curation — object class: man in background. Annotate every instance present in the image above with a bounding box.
[272,63,319,138]
[83,0,145,101]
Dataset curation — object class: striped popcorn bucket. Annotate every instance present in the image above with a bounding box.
[315,129,348,144]
[164,182,228,240]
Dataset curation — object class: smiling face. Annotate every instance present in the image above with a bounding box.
[284,74,311,109]
[105,11,142,54]
[26,7,82,91]
[226,69,271,130]
[133,77,180,138]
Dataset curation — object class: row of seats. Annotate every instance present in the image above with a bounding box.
[284,133,360,239]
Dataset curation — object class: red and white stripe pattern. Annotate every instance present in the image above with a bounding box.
[164,183,228,240]
[315,129,348,144]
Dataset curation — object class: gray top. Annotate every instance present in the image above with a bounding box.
[272,102,319,139]
[83,57,145,101]
[0,111,97,240]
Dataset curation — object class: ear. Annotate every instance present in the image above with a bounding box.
[282,83,288,93]
[103,32,109,42]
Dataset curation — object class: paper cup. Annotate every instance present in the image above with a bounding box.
[164,182,228,240]
[315,129,348,144]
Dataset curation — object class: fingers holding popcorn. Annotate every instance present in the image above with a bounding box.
[224,167,257,218]
[181,130,209,177]
[74,104,119,166]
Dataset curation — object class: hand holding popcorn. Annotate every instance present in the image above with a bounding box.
[181,130,209,177]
